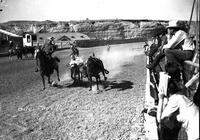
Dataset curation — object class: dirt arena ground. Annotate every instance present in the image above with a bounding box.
[0,42,147,140]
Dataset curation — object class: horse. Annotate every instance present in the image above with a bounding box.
[79,63,87,80]
[70,63,81,83]
[8,48,15,60]
[15,47,23,59]
[86,56,109,91]
[34,48,60,90]
[22,46,35,58]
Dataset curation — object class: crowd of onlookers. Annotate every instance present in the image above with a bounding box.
[144,20,199,140]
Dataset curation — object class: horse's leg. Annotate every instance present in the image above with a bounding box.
[88,76,92,91]
[96,76,99,90]
[71,69,74,80]
[55,67,60,81]
[9,54,11,60]
[101,70,107,81]
[99,61,108,80]
[11,52,14,61]
[42,74,45,90]
[80,72,83,81]
[97,75,101,84]
[48,76,51,84]
[77,70,81,84]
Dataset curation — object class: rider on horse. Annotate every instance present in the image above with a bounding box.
[70,41,79,57]
[69,54,84,80]
[35,37,56,72]
[42,37,56,56]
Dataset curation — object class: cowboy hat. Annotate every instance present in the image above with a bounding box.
[47,37,55,40]
[166,20,187,30]
[166,20,180,29]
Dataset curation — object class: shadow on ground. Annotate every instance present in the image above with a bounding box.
[104,80,133,91]
[56,80,89,89]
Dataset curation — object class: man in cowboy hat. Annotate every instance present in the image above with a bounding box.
[163,21,195,82]
[41,37,56,56]
[69,40,79,57]
[146,20,195,73]
[35,37,56,72]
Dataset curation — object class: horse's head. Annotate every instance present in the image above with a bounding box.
[71,63,79,68]
[34,45,46,59]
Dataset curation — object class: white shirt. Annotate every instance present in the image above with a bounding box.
[69,56,83,67]
[75,56,83,65]
[163,30,195,51]
[161,94,199,140]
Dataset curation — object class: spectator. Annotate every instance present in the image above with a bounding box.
[160,80,199,140]
[146,20,195,71]
[146,33,168,69]
[147,30,168,58]
[163,22,195,68]
[159,62,199,140]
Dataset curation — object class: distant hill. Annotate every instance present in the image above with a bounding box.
[0,19,196,39]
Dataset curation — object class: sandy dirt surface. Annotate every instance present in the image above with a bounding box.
[0,42,147,140]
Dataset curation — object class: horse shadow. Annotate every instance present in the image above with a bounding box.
[56,80,89,89]
[104,80,133,91]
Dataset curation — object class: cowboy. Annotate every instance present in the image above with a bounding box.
[42,37,56,56]
[69,54,83,67]
[35,37,56,72]
[70,41,79,57]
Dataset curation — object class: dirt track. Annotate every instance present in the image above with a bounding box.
[0,42,147,140]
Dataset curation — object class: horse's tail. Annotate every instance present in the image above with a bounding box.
[54,56,60,62]
[104,69,109,74]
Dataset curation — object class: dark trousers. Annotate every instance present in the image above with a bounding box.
[165,49,194,66]
[158,116,183,140]
[165,49,194,83]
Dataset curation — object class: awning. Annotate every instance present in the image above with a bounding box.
[0,29,22,37]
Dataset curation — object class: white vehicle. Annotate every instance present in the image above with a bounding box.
[23,33,32,47]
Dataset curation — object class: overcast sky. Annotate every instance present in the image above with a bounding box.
[0,0,196,23]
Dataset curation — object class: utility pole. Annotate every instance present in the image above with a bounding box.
[0,0,6,12]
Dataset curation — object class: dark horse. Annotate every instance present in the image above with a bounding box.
[86,56,109,91]
[15,47,23,59]
[70,63,81,83]
[22,46,35,58]
[35,48,60,90]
